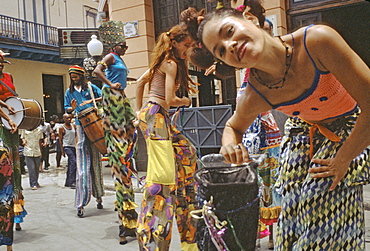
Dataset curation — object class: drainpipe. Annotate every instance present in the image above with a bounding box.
[63,0,68,27]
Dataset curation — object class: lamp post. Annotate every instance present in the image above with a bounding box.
[87,34,103,56]
[83,34,104,88]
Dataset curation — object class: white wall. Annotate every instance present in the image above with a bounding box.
[0,0,99,28]
[3,58,69,108]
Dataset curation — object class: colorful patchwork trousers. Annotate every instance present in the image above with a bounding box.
[102,87,138,237]
[137,101,198,251]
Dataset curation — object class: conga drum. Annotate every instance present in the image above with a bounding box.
[78,107,107,154]
[1,97,43,131]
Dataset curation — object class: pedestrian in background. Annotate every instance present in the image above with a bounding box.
[59,113,77,188]
[40,118,52,170]
[64,65,104,218]
[50,115,62,168]
[20,127,44,190]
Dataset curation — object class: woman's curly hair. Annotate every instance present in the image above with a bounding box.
[180,7,215,69]
[148,24,196,96]
[180,1,266,70]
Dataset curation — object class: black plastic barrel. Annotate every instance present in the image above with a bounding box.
[195,154,260,251]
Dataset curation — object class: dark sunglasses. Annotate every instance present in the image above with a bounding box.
[117,44,128,50]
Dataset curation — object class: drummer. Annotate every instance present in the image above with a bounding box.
[64,65,104,217]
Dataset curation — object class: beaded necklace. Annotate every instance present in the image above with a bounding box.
[250,35,294,89]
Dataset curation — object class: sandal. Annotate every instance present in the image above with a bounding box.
[268,239,274,250]
[77,207,84,217]
[119,236,128,245]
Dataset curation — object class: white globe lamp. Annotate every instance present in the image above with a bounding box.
[87,34,103,56]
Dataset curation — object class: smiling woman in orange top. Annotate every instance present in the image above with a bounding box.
[185,7,370,250]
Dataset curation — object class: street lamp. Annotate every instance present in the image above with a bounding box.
[87,34,103,56]
[83,34,104,87]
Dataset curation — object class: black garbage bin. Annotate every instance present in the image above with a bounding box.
[194,154,260,251]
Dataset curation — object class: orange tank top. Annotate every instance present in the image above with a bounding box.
[247,25,357,121]
[275,72,357,121]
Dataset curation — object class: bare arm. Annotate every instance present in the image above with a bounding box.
[0,100,14,113]
[305,25,370,190]
[94,54,122,90]
[80,97,103,107]
[135,69,150,114]
[220,87,271,164]
[58,126,65,157]
[0,107,17,133]
[162,61,191,107]
[39,135,43,156]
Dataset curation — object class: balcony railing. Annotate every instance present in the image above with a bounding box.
[0,14,58,46]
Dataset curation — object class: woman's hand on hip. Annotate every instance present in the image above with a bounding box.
[111,82,122,90]
[309,158,350,191]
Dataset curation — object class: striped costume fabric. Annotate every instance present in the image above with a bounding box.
[75,125,104,208]
[274,108,369,250]
[101,87,138,237]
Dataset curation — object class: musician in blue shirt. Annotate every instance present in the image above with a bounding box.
[64,65,104,218]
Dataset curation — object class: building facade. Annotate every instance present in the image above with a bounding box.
[102,0,369,112]
[0,0,99,119]
[0,0,368,120]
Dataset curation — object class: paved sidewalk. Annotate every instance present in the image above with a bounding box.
[13,153,183,251]
[12,153,370,250]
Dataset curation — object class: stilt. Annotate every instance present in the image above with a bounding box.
[268,225,274,250]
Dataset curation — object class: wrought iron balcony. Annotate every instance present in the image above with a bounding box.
[0,14,80,64]
[0,14,58,46]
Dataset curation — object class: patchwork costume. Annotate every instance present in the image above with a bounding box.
[98,21,138,240]
[0,53,26,247]
[137,68,198,251]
